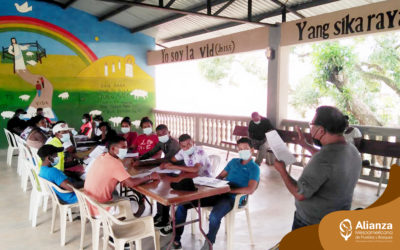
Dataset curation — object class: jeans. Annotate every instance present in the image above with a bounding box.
[251,139,270,165]
[156,202,170,224]
[291,212,312,231]
[174,194,234,244]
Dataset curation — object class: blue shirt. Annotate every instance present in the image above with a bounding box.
[224,158,260,202]
[39,166,77,204]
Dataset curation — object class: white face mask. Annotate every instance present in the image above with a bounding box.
[238,150,252,161]
[18,114,25,120]
[117,148,128,160]
[143,127,152,135]
[40,126,50,132]
[95,128,102,136]
[158,134,169,143]
[71,129,78,136]
[94,121,100,127]
[51,156,60,166]
[121,127,130,134]
[60,133,70,142]
[82,119,87,124]
[254,120,261,125]
[183,146,195,156]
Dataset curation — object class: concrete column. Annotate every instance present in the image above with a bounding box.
[267,25,290,128]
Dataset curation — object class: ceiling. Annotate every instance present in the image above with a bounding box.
[42,0,386,48]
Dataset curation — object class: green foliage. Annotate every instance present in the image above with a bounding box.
[198,56,234,84]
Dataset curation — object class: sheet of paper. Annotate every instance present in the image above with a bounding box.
[76,147,90,152]
[126,153,139,158]
[193,176,229,188]
[149,167,181,175]
[88,145,106,159]
[131,172,152,179]
[266,130,296,165]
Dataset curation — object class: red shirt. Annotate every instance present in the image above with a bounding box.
[133,134,159,156]
[119,131,138,151]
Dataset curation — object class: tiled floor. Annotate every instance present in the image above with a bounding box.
[0,147,382,250]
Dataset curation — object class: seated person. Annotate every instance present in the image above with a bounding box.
[36,107,52,127]
[38,144,81,204]
[343,115,362,149]
[93,121,118,145]
[132,117,159,157]
[26,115,50,149]
[119,117,138,152]
[171,137,260,250]
[248,112,274,165]
[161,133,212,177]
[79,113,93,138]
[155,134,212,235]
[7,108,28,135]
[84,136,160,216]
[139,124,180,162]
[91,115,104,138]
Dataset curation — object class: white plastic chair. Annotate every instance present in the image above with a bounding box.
[14,134,26,176]
[4,128,18,167]
[39,177,79,246]
[84,194,157,250]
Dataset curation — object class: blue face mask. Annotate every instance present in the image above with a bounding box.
[238,150,252,161]
[51,156,60,166]
[183,146,195,156]
[117,148,128,160]
[60,133,70,143]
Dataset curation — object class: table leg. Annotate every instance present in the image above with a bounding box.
[196,201,213,250]
[167,204,176,250]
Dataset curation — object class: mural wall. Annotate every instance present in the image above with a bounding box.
[0,1,155,148]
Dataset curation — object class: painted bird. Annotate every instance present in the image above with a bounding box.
[15,2,32,13]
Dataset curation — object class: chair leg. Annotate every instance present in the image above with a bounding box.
[225,149,230,161]
[115,240,126,250]
[21,166,29,192]
[226,213,233,250]
[68,208,73,222]
[7,147,13,166]
[42,195,49,212]
[79,217,87,250]
[135,240,142,250]
[29,189,36,220]
[191,209,196,235]
[60,207,67,246]
[92,220,101,250]
[102,232,109,250]
[154,230,160,250]
[245,207,254,245]
[51,202,57,233]
[31,191,41,227]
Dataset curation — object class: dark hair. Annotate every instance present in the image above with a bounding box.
[37,108,43,112]
[29,115,45,127]
[314,106,347,134]
[83,113,91,120]
[237,137,253,148]
[140,116,153,128]
[55,120,66,125]
[99,121,111,130]
[178,134,191,142]
[156,124,168,131]
[121,117,131,126]
[106,136,127,151]
[93,115,103,122]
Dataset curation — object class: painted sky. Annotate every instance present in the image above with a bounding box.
[1,0,155,76]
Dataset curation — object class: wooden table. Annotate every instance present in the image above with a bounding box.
[127,165,231,250]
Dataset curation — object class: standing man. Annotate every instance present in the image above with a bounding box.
[274,106,361,230]
[248,112,274,166]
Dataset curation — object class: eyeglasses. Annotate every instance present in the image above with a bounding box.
[309,122,320,127]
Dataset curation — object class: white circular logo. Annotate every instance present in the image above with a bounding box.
[339,219,353,241]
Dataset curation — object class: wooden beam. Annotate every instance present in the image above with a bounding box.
[213,0,235,16]
[270,0,305,19]
[98,5,132,21]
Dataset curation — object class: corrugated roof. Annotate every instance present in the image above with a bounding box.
[46,0,388,47]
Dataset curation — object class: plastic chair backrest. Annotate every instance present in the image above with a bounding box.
[22,144,43,192]
[4,128,18,148]
[71,187,95,222]
[209,154,221,176]
[40,177,72,206]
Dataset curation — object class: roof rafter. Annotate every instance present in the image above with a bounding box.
[98,0,147,22]
[270,0,305,19]
[159,0,339,44]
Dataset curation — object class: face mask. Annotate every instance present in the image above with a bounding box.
[183,146,195,156]
[254,120,261,125]
[60,133,70,143]
[82,119,87,124]
[94,121,100,127]
[158,134,169,143]
[238,150,252,160]
[71,129,78,136]
[18,114,25,120]
[95,128,102,136]
[51,156,60,166]
[121,127,130,134]
[40,126,50,132]
[117,148,128,160]
[143,127,152,135]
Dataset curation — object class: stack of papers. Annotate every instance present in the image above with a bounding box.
[126,153,139,158]
[193,177,229,188]
[150,167,181,175]
[266,130,296,165]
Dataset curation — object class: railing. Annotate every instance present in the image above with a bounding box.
[154,109,400,185]
[2,41,46,68]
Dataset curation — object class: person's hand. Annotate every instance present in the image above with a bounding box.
[160,162,171,169]
[130,159,140,168]
[150,172,160,181]
[295,125,307,146]
[273,160,286,174]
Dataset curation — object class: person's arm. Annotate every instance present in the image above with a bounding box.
[139,142,161,160]
[229,180,258,195]
[216,170,228,180]
[164,140,180,160]
[59,179,75,191]
[121,172,160,188]
[273,160,305,201]
[295,126,319,155]
[80,127,90,135]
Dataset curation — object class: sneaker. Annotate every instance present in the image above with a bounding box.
[154,220,168,229]
[200,240,212,250]
[171,241,182,250]
[159,224,173,236]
